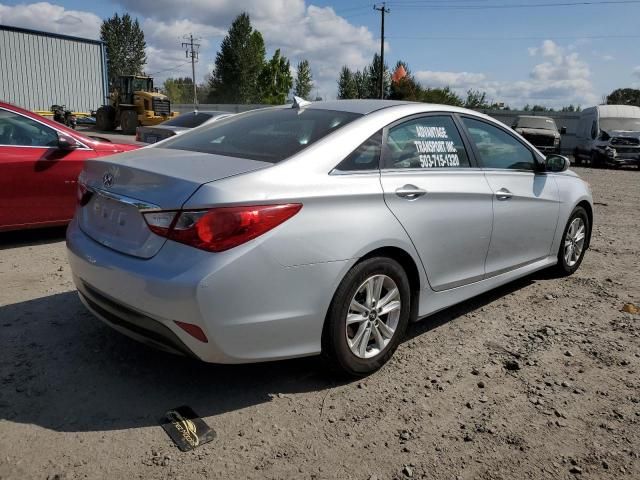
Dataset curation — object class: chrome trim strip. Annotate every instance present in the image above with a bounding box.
[85,185,161,212]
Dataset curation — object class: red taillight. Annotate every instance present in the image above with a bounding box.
[174,321,208,343]
[143,204,302,252]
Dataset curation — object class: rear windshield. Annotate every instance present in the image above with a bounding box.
[162,112,214,128]
[160,108,361,163]
[515,117,557,130]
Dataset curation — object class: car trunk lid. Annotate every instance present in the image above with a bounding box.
[77,148,270,258]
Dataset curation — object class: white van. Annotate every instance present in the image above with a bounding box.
[574,105,640,168]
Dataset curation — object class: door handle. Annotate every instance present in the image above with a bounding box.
[495,188,513,201]
[395,184,427,199]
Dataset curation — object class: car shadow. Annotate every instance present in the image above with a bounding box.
[0,291,341,433]
[0,226,67,249]
[0,271,547,433]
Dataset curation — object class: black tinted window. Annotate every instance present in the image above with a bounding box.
[384,115,470,169]
[161,108,361,163]
[335,131,382,171]
[163,112,214,128]
[0,109,58,147]
[463,117,535,170]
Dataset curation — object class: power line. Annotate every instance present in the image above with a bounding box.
[387,33,640,39]
[386,0,640,9]
[147,61,191,76]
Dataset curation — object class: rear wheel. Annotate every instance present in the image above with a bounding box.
[322,257,411,377]
[95,106,116,131]
[554,206,589,276]
[590,151,602,168]
[120,110,138,135]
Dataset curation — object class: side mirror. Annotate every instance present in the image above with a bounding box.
[560,126,567,135]
[58,134,78,150]
[545,154,570,173]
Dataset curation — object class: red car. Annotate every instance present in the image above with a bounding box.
[0,101,139,232]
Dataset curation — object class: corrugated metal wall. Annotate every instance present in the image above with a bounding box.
[0,26,107,112]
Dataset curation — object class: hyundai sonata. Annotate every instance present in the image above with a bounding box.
[67,100,593,376]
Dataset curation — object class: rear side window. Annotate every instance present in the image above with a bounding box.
[161,108,361,163]
[163,112,214,128]
[383,115,470,169]
[462,117,535,171]
[335,131,382,171]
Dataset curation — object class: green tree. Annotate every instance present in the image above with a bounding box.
[353,70,370,99]
[294,59,313,99]
[258,49,293,104]
[210,13,266,103]
[366,53,390,99]
[606,88,640,106]
[162,77,193,104]
[337,66,357,99]
[464,89,490,109]
[419,87,464,107]
[100,13,147,85]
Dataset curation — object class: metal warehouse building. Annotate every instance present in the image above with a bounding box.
[0,25,108,112]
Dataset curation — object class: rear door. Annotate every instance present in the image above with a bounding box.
[460,116,560,277]
[0,107,94,229]
[379,113,494,291]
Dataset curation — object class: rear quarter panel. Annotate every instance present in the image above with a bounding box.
[549,171,593,254]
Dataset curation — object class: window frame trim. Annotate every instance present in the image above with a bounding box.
[457,113,545,173]
[379,111,478,172]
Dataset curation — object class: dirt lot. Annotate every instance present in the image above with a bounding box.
[0,167,638,480]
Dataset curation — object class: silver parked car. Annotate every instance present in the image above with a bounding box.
[67,100,593,376]
[136,110,232,143]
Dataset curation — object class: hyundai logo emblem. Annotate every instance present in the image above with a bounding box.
[102,172,114,188]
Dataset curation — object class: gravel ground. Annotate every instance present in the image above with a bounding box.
[0,167,638,480]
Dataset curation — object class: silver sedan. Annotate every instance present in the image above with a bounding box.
[67,100,593,376]
[136,110,232,143]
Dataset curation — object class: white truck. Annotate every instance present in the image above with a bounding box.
[574,104,640,168]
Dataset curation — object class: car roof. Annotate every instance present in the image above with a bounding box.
[305,99,413,115]
[595,104,640,118]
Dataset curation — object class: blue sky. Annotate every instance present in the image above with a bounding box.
[1,0,639,107]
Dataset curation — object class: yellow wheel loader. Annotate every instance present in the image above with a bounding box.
[95,75,179,135]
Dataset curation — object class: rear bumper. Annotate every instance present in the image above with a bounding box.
[66,218,354,363]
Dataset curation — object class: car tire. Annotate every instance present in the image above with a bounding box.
[322,257,411,377]
[554,206,589,276]
[120,110,138,135]
[590,151,602,168]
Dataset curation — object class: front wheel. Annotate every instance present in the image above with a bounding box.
[554,206,589,276]
[322,257,411,377]
[120,110,138,135]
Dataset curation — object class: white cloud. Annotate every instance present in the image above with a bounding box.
[414,40,598,108]
[0,2,101,39]
[414,71,486,89]
[116,0,379,98]
[0,1,379,97]
[633,66,640,79]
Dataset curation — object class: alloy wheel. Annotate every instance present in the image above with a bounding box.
[346,274,401,359]
[564,217,586,267]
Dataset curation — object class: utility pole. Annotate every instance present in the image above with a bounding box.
[373,2,389,100]
[182,34,201,110]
